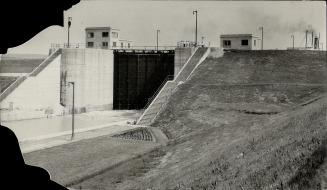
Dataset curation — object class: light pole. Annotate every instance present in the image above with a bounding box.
[291,35,294,49]
[156,29,160,51]
[259,26,263,50]
[193,10,198,47]
[68,17,72,48]
[68,82,75,140]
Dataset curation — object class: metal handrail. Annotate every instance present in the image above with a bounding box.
[50,43,177,50]
[143,75,174,110]
[29,49,62,77]
[150,82,177,123]
[0,76,27,102]
[138,47,209,125]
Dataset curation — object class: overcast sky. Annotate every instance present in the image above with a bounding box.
[8,0,326,54]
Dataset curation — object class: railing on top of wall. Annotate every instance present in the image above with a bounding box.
[51,43,178,51]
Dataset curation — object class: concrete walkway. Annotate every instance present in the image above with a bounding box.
[3,110,140,141]
[20,124,142,153]
[1,110,141,153]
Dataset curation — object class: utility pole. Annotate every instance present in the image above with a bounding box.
[291,35,294,49]
[311,31,314,48]
[68,82,75,140]
[317,32,320,50]
[193,10,198,47]
[259,26,263,50]
[305,30,308,48]
[156,29,160,51]
[68,17,72,48]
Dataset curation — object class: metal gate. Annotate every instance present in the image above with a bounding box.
[113,50,174,110]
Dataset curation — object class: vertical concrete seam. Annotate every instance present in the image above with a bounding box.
[173,47,199,81]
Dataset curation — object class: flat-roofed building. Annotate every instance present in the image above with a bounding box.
[85,27,133,49]
[220,34,260,50]
[114,39,133,49]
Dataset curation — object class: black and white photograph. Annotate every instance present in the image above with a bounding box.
[0,0,326,189]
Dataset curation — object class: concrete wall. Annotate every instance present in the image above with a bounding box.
[1,55,63,121]
[174,47,195,76]
[252,38,260,50]
[60,48,113,113]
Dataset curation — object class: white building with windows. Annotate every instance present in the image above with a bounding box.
[220,34,260,50]
[85,27,133,49]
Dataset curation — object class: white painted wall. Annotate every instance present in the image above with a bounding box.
[61,48,113,113]
[1,55,63,121]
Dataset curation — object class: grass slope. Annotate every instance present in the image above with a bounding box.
[75,50,327,189]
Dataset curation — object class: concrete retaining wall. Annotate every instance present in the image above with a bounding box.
[174,47,195,76]
[1,55,63,121]
[60,48,114,113]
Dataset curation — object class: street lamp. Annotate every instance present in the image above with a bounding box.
[68,82,75,140]
[68,17,72,48]
[193,10,198,47]
[291,35,294,50]
[156,29,160,51]
[259,26,263,50]
[201,36,205,46]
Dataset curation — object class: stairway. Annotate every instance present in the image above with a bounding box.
[0,49,62,102]
[174,47,208,82]
[30,49,62,76]
[138,81,177,125]
[137,47,209,126]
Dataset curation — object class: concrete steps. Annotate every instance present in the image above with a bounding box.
[0,49,62,102]
[137,47,209,126]
[174,47,207,82]
[30,49,62,76]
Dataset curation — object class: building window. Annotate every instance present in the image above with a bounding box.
[87,32,94,38]
[87,42,94,48]
[112,32,118,38]
[113,42,117,47]
[254,40,256,46]
[223,40,231,47]
[241,40,249,46]
[102,32,109,37]
[121,42,124,48]
[102,42,108,48]
[128,43,130,48]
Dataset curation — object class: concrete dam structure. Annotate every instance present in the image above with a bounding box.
[60,48,114,114]
[0,47,193,121]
